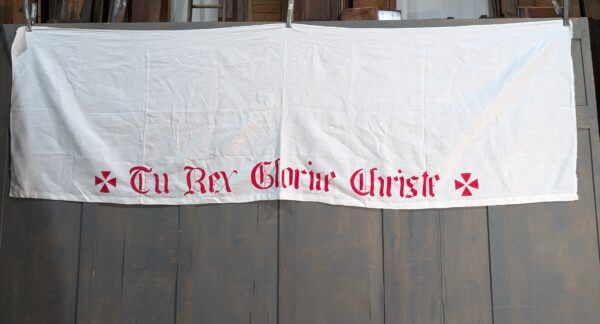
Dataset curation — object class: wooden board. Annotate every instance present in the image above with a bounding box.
[341,7,379,20]
[489,130,600,323]
[176,203,278,323]
[0,199,82,323]
[75,205,180,323]
[279,201,384,323]
[130,0,170,22]
[288,0,349,21]
[251,0,282,21]
[590,19,600,113]
[47,0,93,22]
[584,0,600,17]
[354,0,393,9]
[0,0,25,24]
[383,208,493,324]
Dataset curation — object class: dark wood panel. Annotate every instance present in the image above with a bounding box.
[489,129,600,324]
[81,206,179,323]
[130,0,170,22]
[180,202,278,323]
[591,19,600,115]
[584,0,600,17]
[440,208,493,324]
[383,208,492,324]
[573,39,588,107]
[47,0,93,22]
[383,210,443,323]
[0,0,25,24]
[288,0,349,21]
[253,0,281,20]
[253,12,281,21]
[174,206,195,324]
[74,204,98,323]
[502,0,581,17]
[0,25,10,124]
[0,130,8,252]
[279,201,383,324]
[300,0,332,20]
[0,199,82,323]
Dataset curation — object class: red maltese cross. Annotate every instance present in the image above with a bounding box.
[454,173,479,197]
[95,171,117,193]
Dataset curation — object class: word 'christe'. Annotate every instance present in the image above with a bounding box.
[350,168,440,198]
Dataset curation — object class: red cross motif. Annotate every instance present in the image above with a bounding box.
[95,171,117,193]
[454,173,479,197]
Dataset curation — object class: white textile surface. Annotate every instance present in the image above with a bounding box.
[10,21,577,208]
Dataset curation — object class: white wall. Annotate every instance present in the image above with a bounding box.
[396,0,489,19]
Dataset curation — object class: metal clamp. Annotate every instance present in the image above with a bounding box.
[23,0,37,32]
[286,0,294,28]
[554,0,570,26]
[563,0,570,26]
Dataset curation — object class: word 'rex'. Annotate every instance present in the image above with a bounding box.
[127,166,237,195]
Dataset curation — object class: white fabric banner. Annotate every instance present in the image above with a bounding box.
[10,21,577,209]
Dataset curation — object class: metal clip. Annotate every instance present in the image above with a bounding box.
[551,0,561,15]
[24,0,37,32]
[286,0,294,28]
[552,0,570,26]
[563,0,570,26]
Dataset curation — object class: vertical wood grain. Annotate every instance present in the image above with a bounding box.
[74,204,98,324]
[0,200,82,323]
[174,206,195,324]
[184,202,278,323]
[130,0,171,22]
[279,201,384,324]
[87,206,179,323]
[383,210,443,324]
[383,208,492,324]
[489,129,600,324]
[0,0,25,24]
[440,208,493,324]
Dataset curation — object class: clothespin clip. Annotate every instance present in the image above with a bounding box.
[286,0,294,28]
[23,0,37,32]
[553,0,570,26]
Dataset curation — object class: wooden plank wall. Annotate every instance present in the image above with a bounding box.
[0,0,24,24]
[591,19,600,118]
[0,18,599,324]
[499,0,581,18]
[251,0,281,21]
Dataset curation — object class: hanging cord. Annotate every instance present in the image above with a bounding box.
[286,0,294,28]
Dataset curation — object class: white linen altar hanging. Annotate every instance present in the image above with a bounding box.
[10,21,577,208]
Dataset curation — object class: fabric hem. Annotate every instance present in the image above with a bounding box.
[9,190,578,209]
